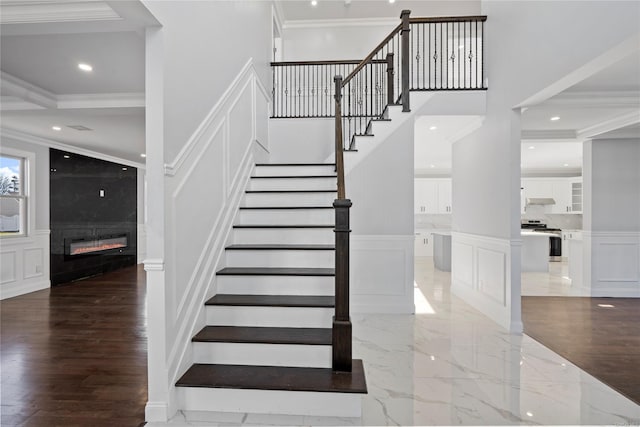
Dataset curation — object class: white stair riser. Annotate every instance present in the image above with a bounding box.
[177,388,362,417]
[232,228,334,245]
[192,342,331,368]
[249,178,336,191]
[206,306,332,328]
[238,209,333,225]
[243,192,336,207]
[225,250,334,268]
[254,166,335,176]
[217,275,334,296]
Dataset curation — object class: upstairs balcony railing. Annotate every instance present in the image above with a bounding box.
[270,11,487,373]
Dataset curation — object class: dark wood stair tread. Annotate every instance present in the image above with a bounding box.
[250,175,336,179]
[176,360,367,394]
[193,326,331,345]
[226,244,334,250]
[217,267,334,276]
[206,294,334,308]
[245,190,337,193]
[239,206,333,210]
[233,224,334,229]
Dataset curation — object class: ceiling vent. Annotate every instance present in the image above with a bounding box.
[67,125,93,131]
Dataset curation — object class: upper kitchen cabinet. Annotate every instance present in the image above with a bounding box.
[570,178,583,213]
[415,179,437,214]
[521,177,582,214]
[415,178,452,214]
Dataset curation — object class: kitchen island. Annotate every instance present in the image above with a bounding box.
[521,231,549,272]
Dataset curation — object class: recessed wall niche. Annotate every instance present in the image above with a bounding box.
[50,149,137,285]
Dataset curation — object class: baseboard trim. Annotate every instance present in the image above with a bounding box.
[145,401,169,423]
[0,278,50,300]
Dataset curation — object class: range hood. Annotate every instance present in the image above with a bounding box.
[526,197,556,205]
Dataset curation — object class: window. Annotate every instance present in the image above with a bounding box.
[0,154,25,236]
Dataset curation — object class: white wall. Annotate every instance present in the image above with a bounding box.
[451,1,640,331]
[0,136,50,300]
[268,118,334,163]
[346,118,415,313]
[137,169,146,263]
[582,138,640,296]
[142,1,272,162]
[141,1,273,421]
[282,1,481,61]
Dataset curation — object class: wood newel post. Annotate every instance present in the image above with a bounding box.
[386,53,395,106]
[400,9,411,112]
[332,198,352,372]
[334,75,345,200]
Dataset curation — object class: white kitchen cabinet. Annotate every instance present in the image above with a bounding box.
[521,177,581,214]
[415,178,452,214]
[561,231,571,260]
[414,232,434,256]
[571,178,583,213]
[437,180,453,213]
[552,180,573,214]
[414,179,437,214]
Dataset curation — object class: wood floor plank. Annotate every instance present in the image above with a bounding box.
[0,265,147,427]
[522,296,640,405]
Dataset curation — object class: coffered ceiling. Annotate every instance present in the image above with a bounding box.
[0,0,155,165]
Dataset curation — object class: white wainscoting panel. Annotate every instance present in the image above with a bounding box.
[137,224,147,263]
[0,250,16,284]
[588,231,640,297]
[0,230,50,300]
[451,232,521,332]
[351,235,414,313]
[160,58,272,400]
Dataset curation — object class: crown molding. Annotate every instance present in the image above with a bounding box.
[578,110,640,140]
[57,92,145,109]
[546,91,640,108]
[0,0,121,24]
[283,17,398,29]
[521,129,578,141]
[1,71,58,109]
[0,127,145,170]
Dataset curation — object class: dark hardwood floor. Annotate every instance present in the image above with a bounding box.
[522,296,640,405]
[1,265,147,427]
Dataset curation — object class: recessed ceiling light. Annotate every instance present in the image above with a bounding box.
[528,146,535,150]
[429,126,437,130]
[550,116,560,121]
[63,155,70,159]
[311,0,317,5]
[526,412,533,417]
[52,125,62,131]
[78,63,93,72]
[430,164,435,168]
[140,153,147,158]
[122,167,128,171]
[563,163,569,167]
[597,303,615,308]
[389,0,396,3]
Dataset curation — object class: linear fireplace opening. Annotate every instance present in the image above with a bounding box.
[66,234,128,257]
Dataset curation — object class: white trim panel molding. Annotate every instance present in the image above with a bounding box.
[584,231,640,297]
[0,229,50,300]
[351,235,414,314]
[451,231,522,332]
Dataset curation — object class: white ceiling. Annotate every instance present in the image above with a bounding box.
[278,0,480,22]
[414,49,640,177]
[0,0,154,165]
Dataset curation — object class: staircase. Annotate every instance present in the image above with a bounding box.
[175,163,367,418]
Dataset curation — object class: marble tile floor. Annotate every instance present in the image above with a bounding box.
[150,258,640,426]
[521,260,589,297]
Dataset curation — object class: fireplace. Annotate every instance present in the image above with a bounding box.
[66,233,129,257]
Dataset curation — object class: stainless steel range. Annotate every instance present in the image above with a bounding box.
[521,220,562,262]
